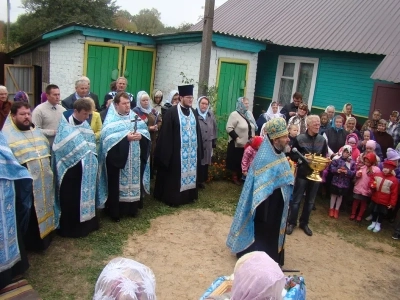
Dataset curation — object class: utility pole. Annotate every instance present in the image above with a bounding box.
[198,0,215,98]
[7,0,11,52]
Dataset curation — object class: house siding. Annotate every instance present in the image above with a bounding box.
[255,45,384,117]
[154,43,258,109]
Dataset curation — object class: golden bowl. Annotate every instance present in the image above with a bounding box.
[304,154,331,182]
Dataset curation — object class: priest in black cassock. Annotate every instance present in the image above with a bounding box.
[154,85,203,207]
[97,92,151,222]
[52,98,100,238]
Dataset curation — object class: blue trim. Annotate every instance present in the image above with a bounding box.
[213,35,266,53]
[155,33,203,44]
[43,26,156,45]
[156,32,266,52]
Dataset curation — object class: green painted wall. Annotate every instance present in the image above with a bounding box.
[254,45,384,118]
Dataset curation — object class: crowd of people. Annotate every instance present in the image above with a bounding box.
[0,78,399,298]
[0,78,219,293]
[225,92,400,270]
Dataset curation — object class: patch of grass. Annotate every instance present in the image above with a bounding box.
[25,180,240,299]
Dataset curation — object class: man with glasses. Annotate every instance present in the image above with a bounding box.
[154,85,203,207]
[375,119,394,159]
[281,92,303,121]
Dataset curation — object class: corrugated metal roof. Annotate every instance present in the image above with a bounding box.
[191,0,400,55]
[371,55,400,83]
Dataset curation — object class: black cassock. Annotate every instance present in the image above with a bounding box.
[58,162,99,238]
[154,105,203,206]
[106,135,149,220]
[236,188,285,266]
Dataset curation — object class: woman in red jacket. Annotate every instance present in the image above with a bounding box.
[367,160,399,233]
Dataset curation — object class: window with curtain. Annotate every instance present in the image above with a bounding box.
[273,56,319,107]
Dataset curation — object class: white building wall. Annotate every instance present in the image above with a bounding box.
[49,33,154,98]
[154,42,258,109]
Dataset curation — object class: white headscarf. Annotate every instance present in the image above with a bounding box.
[136,91,152,114]
[264,101,283,121]
[197,96,209,120]
[93,257,156,300]
[231,251,285,300]
[165,90,179,105]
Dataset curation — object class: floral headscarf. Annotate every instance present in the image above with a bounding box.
[197,96,209,120]
[93,257,156,300]
[231,251,285,300]
[152,90,163,106]
[236,97,258,131]
[136,91,152,114]
[14,91,29,103]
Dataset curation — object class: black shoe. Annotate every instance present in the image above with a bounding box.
[286,224,295,235]
[300,224,313,236]
[312,204,316,211]
[112,217,120,223]
[198,183,206,189]
[392,233,400,240]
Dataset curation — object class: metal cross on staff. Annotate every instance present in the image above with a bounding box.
[130,115,140,133]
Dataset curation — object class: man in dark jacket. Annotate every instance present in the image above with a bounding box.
[287,115,328,236]
[280,92,303,121]
[62,78,101,111]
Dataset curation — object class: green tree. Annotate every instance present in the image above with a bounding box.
[131,8,164,34]
[114,9,137,32]
[11,0,119,44]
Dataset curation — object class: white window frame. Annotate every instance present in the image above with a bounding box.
[272,55,319,108]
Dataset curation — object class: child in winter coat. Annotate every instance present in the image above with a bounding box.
[241,136,263,180]
[329,145,356,218]
[351,152,380,221]
[367,160,399,233]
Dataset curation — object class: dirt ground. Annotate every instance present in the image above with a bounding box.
[123,209,400,300]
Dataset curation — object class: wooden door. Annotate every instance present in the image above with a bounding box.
[216,59,248,136]
[4,64,34,105]
[84,42,122,103]
[123,46,156,98]
[370,82,400,118]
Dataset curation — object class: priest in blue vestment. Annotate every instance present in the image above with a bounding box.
[52,98,100,237]
[2,102,56,252]
[226,117,294,266]
[154,85,203,207]
[0,132,32,289]
[97,92,150,222]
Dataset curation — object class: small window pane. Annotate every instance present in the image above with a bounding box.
[278,78,294,106]
[296,63,314,103]
[282,62,295,77]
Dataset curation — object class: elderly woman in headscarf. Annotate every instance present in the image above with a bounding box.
[161,90,179,117]
[226,97,257,185]
[94,257,156,300]
[197,96,217,189]
[344,116,361,139]
[134,91,161,176]
[340,103,361,130]
[255,101,284,135]
[152,90,163,114]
